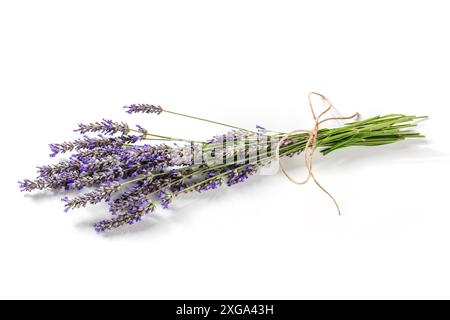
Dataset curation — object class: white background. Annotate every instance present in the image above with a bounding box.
[0,0,449,300]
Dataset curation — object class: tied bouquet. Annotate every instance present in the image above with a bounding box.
[19,93,427,232]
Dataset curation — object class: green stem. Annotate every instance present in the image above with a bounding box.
[129,129,204,144]
[163,109,257,133]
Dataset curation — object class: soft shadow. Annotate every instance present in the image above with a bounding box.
[318,140,447,172]
[75,174,273,238]
[23,189,84,201]
[279,140,448,174]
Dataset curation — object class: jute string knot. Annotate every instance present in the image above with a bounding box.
[275,92,360,215]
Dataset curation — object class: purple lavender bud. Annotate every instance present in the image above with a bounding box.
[18,179,47,192]
[227,165,257,186]
[135,125,148,139]
[64,182,121,211]
[161,201,169,209]
[210,181,218,189]
[129,135,140,143]
[94,201,155,232]
[75,119,130,136]
[256,125,268,136]
[197,179,222,192]
[123,104,163,115]
[48,135,139,157]
[156,191,165,200]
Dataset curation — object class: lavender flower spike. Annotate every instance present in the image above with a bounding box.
[75,119,130,135]
[94,201,156,232]
[48,135,140,157]
[124,104,163,115]
[63,181,121,212]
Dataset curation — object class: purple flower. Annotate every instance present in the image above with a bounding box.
[63,182,121,212]
[75,119,130,136]
[20,121,273,231]
[123,104,163,115]
[161,201,170,209]
[94,201,155,232]
[48,135,140,157]
[227,165,256,186]
[18,179,46,192]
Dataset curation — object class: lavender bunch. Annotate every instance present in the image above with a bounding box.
[19,104,427,232]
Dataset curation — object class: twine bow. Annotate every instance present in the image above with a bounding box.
[275,92,360,215]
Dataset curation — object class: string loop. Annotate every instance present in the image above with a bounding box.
[275,92,359,215]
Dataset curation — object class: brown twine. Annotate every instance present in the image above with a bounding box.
[275,92,360,215]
